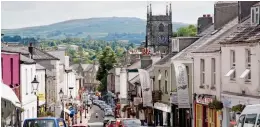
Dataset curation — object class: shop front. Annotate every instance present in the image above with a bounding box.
[194,94,222,127]
[221,93,260,127]
[153,102,171,126]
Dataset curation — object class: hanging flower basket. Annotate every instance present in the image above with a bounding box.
[122,105,130,112]
[231,104,246,113]
[20,108,25,112]
[208,99,223,110]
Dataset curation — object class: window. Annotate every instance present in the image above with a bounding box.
[251,7,260,24]
[246,49,251,67]
[186,66,189,85]
[252,8,255,23]
[211,58,216,85]
[159,23,164,32]
[25,69,28,94]
[32,107,34,118]
[230,50,236,80]
[200,59,205,84]
[165,70,168,79]
[244,114,257,127]
[165,80,168,93]
[230,50,236,67]
[159,80,161,91]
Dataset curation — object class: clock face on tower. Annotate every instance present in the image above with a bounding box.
[157,35,168,44]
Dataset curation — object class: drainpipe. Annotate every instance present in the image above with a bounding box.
[45,70,47,111]
[219,48,223,127]
[191,57,195,127]
[258,43,260,94]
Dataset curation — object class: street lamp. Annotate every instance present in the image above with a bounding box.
[31,76,39,117]
[59,89,64,119]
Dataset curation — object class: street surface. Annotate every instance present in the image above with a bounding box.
[88,105,105,123]
[76,107,91,125]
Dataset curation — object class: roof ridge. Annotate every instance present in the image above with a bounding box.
[34,47,60,60]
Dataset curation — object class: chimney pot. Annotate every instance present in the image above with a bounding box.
[203,14,206,17]
[207,14,211,17]
[29,43,32,47]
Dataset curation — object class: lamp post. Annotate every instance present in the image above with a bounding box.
[59,89,64,119]
[31,76,39,117]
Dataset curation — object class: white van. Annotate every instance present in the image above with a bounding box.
[236,104,260,127]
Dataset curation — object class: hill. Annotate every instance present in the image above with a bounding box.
[2,17,189,44]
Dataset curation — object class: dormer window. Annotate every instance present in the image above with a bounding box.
[251,5,260,25]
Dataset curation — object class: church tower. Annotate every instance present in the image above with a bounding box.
[146,3,172,54]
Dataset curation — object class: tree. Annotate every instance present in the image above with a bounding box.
[173,25,197,37]
[96,46,117,92]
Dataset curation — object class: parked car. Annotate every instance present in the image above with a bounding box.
[106,119,116,127]
[104,116,115,127]
[23,117,66,127]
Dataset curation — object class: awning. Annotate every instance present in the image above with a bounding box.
[239,69,250,78]
[1,83,21,108]
[225,69,235,77]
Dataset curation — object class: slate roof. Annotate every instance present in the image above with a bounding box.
[172,25,215,61]
[36,63,46,70]
[220,18,260,44]
[1,45,59,60]
[193,17,239,53]
[252,2,260,7]
[31,47,59,60]
[155,52,178,65]
[20,55,36,64]
[1,45,30,55]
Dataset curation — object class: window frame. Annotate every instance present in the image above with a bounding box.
[245,49,251,82]
[211,58,216,85]
[200,59,205,85]
[230,50,236,80]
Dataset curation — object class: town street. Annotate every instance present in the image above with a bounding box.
[88,105,105,124]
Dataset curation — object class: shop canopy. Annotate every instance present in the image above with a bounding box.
[1,83,21,108]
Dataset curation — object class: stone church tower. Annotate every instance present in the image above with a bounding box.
[146,3,172,54]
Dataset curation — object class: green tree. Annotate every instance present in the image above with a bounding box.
[96,46,117,92]
[173,25,197,37]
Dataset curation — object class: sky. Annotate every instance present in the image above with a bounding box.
[1,1,215,29]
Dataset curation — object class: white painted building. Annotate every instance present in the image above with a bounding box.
[219,4,260,127]
[36,64,46,107]
[20,55,37,121]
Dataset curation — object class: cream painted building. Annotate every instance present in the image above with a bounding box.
[219,3,260,127]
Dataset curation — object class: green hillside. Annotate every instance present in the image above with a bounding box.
[2,17,189,42]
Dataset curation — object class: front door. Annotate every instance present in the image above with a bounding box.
[196,104,203,127]
[203,106,208,127]
[207,108,216,127]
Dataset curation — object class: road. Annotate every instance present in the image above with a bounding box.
[88,105,105,123]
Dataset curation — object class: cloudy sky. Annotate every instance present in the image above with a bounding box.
[1,1,215,29]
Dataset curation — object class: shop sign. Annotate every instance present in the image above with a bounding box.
[174,62,190,108]
[196,96,213,105]
[154,102,171,113]
[170,92,178,104]
[133,97,142,105]
[37,93,45,101]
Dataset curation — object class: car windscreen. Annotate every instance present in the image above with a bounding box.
[122,119,141,127]
[23,119,56,127]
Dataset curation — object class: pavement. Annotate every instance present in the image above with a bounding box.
[76,107,92,125]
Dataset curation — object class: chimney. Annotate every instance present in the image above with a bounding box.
[28,43,33,59]
[197,14,213,34]
[238,1,259,23]
[214,2,238,30]
[64,56,70,68]
[141,48,152,69]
